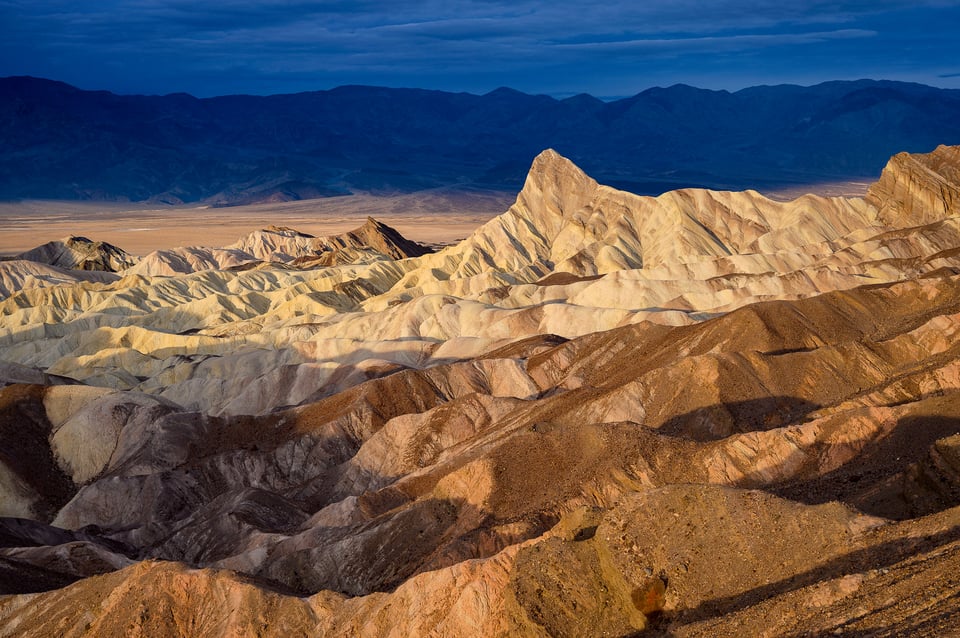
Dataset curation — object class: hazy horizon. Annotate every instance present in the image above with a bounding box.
[7,72,960,102]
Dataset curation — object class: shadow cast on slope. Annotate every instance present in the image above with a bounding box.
[656,523,960,632]
[0,385,76,522]
[655,396,822,442]
[770,414,960,520]
[649,395,960,520]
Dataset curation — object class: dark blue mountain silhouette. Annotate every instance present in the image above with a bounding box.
[2,76,959,204]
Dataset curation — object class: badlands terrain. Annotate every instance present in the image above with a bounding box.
[1,144,960,635]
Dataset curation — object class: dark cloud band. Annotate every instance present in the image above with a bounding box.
[1,0,958,96]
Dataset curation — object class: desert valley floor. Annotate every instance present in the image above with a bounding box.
[0,188,515,258]
[1,145,960,636]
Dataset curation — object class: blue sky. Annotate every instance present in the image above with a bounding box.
[2,0,959,98]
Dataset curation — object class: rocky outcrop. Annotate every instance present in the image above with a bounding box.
[124,244,261,276]
[322,217,434,260]
[867,144,960,226]
[16,236,138,272]
[0,384,176,521]
[226,226,320,263]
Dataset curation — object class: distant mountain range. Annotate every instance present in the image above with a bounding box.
[2,76,960,204]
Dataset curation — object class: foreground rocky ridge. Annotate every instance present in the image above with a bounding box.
[2,146,960,635]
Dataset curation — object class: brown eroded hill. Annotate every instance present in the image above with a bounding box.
[15,236,138,272]
[2,146,960,635]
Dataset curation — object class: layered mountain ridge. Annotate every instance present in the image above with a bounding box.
[2,146,960,635]
[3,76,960,203]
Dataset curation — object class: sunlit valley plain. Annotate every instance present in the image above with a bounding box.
[2,74,960,637]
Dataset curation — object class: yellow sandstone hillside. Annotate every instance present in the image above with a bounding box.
[1,148,958,416]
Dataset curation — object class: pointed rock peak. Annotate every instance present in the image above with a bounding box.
[339,217,433,259]
[527,149,594,184]
[532,148,574,167]
[522,149,597,197]
[353,216,395,236]
[508,150,601,228]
